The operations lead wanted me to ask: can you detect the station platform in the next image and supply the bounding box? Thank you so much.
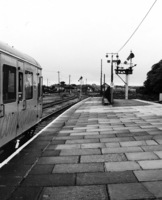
[1,97,162,200]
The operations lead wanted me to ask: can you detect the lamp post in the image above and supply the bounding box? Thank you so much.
[106,53,119,104]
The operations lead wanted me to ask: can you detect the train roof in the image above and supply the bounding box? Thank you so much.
[0,41,42,69]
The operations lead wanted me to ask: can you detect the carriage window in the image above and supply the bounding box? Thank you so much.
[3,65,16,103]
[25,71,33,100]
[18,72,23,101]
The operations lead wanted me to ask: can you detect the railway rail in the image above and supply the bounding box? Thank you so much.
[0,95,82,166]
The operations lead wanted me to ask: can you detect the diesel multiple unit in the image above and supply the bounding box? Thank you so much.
[0,41,43,148]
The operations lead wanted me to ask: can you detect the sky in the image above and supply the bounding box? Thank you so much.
[0,0,161,86]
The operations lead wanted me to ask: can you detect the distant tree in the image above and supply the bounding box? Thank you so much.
[144,60,162,94]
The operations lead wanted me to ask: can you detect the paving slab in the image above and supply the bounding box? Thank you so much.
[102,146,143,154]
[60,148,101,156]
[143,181,162,198]
[134,169,162,181]
[9,186,42,200]
[154,150,162,158]
[65,138,99,144]
[81,143,106,148]
[81,154,127,163]
[85,134,116,139]
[21,174,76,187]
[37,156,79,164]
[121,139,157,146]
[52,144,81,149]
[125,152,158,161]
[138,160,162,169]
[77,171,137,185]
[39,185,108,200]
[55,135,84,140]
[105,142,120,148]
[141,144,162,151]
[41,150,60,157]
[70,132,99,136]
[100,137,135,143]
[108,183,154,200]
[51,140,65,144]
[53,163,104,173]
[105,161,141,171]
[29,164,54,174]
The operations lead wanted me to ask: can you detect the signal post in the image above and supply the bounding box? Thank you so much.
[115,51,136,100]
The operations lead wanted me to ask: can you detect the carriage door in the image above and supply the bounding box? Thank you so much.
[0,62,17,147]
[17,61,25,136]
[24,64,38,129]
[37,69,43,119]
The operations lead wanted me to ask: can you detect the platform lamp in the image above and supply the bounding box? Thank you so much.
[106,53,119,104]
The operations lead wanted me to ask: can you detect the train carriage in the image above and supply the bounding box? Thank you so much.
[0,41,43,148]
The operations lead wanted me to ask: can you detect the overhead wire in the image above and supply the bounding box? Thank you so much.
[117,0,158,53]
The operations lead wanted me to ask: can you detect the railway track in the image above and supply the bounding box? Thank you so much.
[43,94,78,109]
[0,95,82,166]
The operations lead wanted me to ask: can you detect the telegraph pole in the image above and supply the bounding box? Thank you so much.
[86,78,87,94]
[100,59,103,95]
[104,74,105,94]
[69,75,71,85]
[57,71,60,84]
[69,75,71,94]
[57,71,60,94]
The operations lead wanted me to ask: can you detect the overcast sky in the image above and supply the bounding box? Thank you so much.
[0,0,161,86]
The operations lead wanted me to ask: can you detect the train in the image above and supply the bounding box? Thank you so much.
[0,41,43,148]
